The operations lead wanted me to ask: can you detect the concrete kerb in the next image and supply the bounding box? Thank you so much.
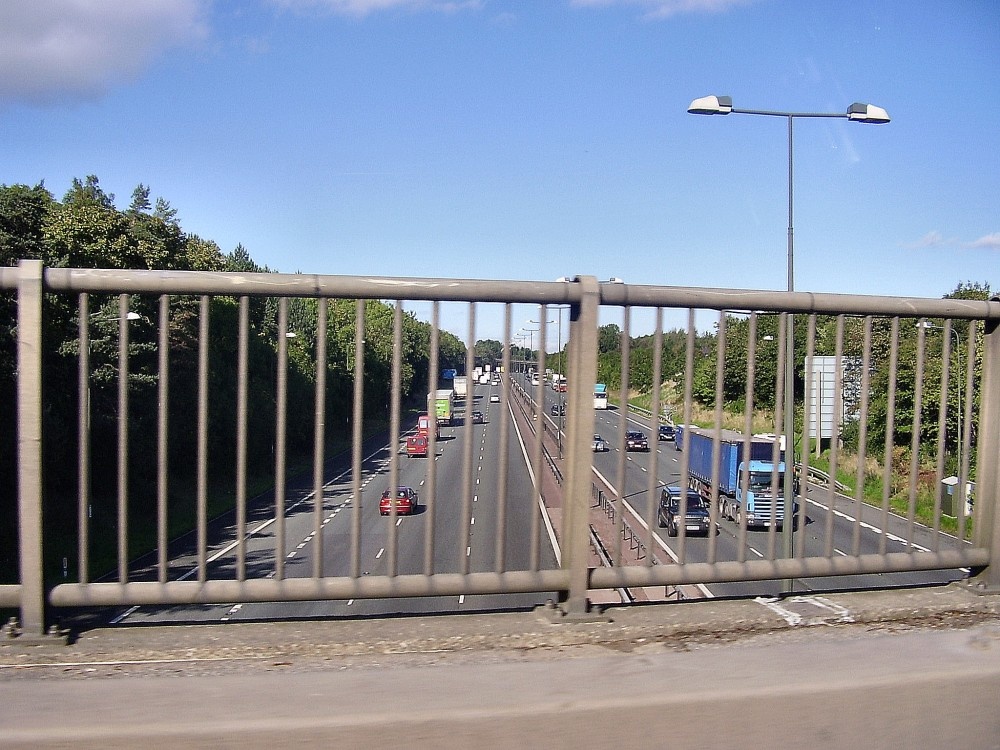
[1,583,998,673]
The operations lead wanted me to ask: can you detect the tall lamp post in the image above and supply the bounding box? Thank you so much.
[688,95,889,592]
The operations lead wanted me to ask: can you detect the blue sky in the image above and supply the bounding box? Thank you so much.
[2,0,998,341]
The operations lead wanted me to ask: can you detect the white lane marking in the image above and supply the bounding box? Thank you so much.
[375,548,385,559]
[510,405,562,566]
[755,595,854,626]
[458,595,465,605]
[592,466,713,598]
[747,546,764,558]
[471,517,475,525]
[466,546,472,557]
[806,497,931,552]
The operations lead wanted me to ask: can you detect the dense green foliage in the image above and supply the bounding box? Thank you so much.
[0,177,466,582]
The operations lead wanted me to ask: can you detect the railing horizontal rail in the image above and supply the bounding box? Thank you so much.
[591,549,989,589]
[50,571,570,607]
[34,268,582,304]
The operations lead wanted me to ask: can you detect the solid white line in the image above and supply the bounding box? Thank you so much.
[592,466,713,598]
[375,548,384,559]
[805,497,931,552]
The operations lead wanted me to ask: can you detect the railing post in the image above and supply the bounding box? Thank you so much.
[560,275,599,616]
[969,312,1000,592]
[16,260,47,636]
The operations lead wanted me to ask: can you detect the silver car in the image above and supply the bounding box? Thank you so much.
[592,434,609,452]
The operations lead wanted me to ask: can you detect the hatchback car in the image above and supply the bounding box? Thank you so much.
[471,410,485,424]
[550,402,566,416]
[379,486,418,516]
[658,423,675,441]
[625,430,649,452]
[592,434,608,452]
[490,393,500,403]
[657,486,711,537]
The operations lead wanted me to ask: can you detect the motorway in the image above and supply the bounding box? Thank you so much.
[112,373,964,625]
[526,372,964,599]
[115,380,558,625]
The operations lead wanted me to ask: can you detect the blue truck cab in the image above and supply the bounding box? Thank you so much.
[681,428,794,530]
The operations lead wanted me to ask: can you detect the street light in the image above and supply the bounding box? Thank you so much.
[689,94,889,592]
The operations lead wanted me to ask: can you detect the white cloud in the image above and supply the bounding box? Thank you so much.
[904,231,948,249]
[569,0,758,20]
[967,233,1000,250]
[0,0,208,107]
[268,0,482,17]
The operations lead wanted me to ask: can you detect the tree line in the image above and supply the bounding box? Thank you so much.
[0,176,467,581]
[591,282,986,483]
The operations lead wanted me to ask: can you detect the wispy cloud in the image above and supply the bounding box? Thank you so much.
[967,233,1000,250]
[267,0,483,17]
[0,0,207,107]
[569,0,759,20]
[904,231,950,249]
[903,231,1000,251]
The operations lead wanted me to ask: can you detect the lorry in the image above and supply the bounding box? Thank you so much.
[453,376,469,401]
[433,389,454,426]
[679,427,791,530]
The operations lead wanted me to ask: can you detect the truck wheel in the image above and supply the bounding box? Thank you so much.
[667,522,678,538]
[735,506,743,528]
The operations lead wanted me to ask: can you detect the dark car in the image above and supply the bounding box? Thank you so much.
[550,402,566,416]
[657,486,711,537]
[625,430,649,451]
[658,423,675,441]
[379,486,418,516]
[470,410,485,424]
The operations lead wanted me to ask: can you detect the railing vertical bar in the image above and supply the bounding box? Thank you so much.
[958,321,978,543]
[852,316,874,557]
[274,297,288,581]
[562,276,599,615]
[879,316,900,556]
[676,309,696,565]
[196,295,210,583]
[908,319,928,548]
[796,314,816,558]
[423,302,440,576]
[768,314,788,561]
[707,311,726,565]
[236,296,249,580]
[930,318,949,548]
[824,315,845,558]
[613,306,631,566]
[156,294,170,584]
[529,305,546,572]
[970,316,999,590]
[312,299,328,578]
[457,303,476,575]
[117,293,131,583]
[644,308,663,565]
[387,301,403,577]
[495,303,512,573]
[17,260,45,635]
[738,313,759,563]
[77,293,90,584]
[350,299,365,579]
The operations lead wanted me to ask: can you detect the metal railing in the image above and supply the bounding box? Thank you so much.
[3,260,999,638]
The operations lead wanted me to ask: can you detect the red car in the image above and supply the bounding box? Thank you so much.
[379,486,419,516]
